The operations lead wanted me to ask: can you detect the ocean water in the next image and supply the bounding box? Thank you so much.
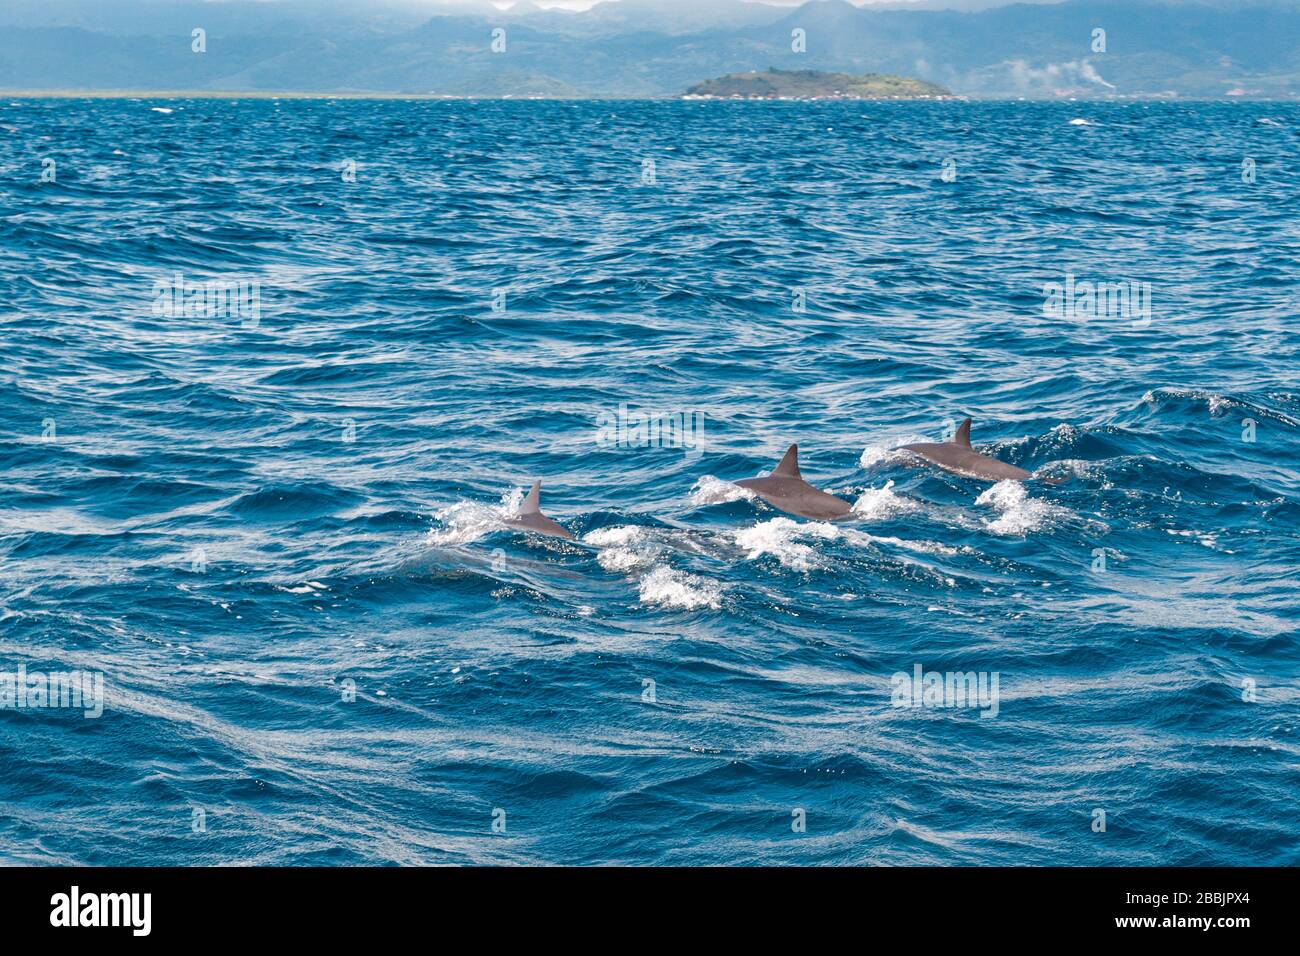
[1,98,1298,866]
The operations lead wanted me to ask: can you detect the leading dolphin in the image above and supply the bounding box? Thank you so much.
[902,418,1057,483]
[732,445,854,521]
[503,481,575,539]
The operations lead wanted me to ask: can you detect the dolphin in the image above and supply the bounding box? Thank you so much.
[902,418,1055,483]
[503,481,575,539]
[732,444,854,521]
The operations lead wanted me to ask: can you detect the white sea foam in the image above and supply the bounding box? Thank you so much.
[689,475,755,506]
[585,526,724,608]
[733,517,840,571]
[975,480,1068,535]
[582,526,641,548]
[426,488,524,546]
[583,525,661,572]
[425,502,501,546]
[637,566,722,610]
[851,480,918,520]
[859,433,929,469]
[1040,422,1080,452]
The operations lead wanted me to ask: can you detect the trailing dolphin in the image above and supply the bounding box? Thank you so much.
[731,444,854,521]
[504,481,575,539]
[902,418,1060,483]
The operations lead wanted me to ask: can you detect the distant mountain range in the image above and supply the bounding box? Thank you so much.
[2,0,1299,99]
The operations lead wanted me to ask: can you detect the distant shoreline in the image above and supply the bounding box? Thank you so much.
[2,89,1297,103]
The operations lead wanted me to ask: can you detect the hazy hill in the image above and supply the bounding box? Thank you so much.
[1,0,1298,98]
[685,67,953,98]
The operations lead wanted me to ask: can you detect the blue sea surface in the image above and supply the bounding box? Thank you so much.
[1,98,1298,865]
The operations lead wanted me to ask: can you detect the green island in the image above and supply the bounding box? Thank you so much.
[683,68,954,101]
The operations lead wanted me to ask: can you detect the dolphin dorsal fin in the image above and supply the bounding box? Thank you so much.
[771,444,801,479]
[955,418,972,447]
[520,481,542,515]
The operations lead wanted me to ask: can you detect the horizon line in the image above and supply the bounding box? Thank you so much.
[5,88,1297,102]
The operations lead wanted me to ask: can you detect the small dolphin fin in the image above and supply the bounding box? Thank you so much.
[955,418,972,447]
[771,444,801,479]
[520,480,542,515]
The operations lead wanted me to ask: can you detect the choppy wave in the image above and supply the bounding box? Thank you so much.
[733,517,842,571]
[975,480,1072,535]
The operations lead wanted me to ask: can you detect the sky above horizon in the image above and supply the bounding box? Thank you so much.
[6,0,1287,100]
